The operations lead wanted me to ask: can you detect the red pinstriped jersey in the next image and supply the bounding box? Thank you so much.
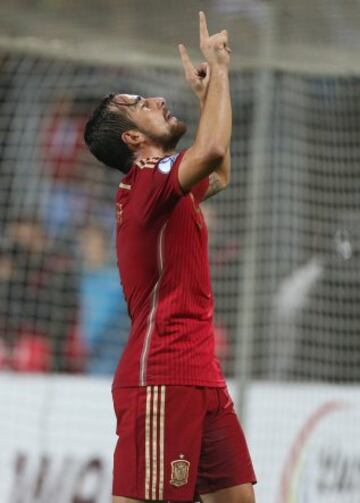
[113,150,225,388]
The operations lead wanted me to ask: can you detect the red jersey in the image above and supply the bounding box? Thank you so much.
[113,150,225,388]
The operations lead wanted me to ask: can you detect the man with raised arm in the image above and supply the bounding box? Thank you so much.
[84,12,256,503]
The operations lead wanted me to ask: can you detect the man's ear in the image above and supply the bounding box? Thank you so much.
[121,130,144,151]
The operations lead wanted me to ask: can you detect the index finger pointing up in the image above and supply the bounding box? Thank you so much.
[178,44,195,79]
[199,11,209,41]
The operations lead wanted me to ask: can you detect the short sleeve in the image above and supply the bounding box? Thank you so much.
[132,150,186,224]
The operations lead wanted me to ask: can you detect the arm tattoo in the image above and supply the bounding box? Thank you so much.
[203,173,223,201]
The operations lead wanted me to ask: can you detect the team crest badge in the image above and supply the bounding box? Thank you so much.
[170,456,190,487]
[158,154,178,174]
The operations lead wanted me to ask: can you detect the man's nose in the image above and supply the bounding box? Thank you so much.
[152,97,166,109]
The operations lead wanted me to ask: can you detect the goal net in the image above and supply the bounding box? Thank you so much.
[1,0,360,501]
[0,54,253,376]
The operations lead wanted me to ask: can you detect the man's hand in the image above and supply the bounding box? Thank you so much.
[176,11,231,193]
[178,44,210,105]
[198,11,230,67]
[178,12,230,106]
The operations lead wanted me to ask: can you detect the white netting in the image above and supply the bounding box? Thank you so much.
[239,72,360,383]
[0,53,252,376]
[1,52,360,382]
[1,2,360,502]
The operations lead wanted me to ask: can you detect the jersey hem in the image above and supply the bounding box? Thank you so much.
[112,378,226,389]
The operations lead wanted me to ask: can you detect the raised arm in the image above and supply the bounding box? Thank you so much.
[178,27,231,200]
[177,12,232,193]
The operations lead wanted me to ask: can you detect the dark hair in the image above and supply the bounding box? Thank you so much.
[84,93,137,173]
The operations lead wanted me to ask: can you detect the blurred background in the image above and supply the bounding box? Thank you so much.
[0,1,360,502]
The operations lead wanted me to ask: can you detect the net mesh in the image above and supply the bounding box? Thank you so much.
[1,2,360,501]
[0,53,253,376]
[246,73,360,382]
[1,50,360,381]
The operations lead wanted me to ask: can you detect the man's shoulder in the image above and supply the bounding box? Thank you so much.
[125,153,183,192]
[133,153,182,174]
[116,151,186,223]
[156,153,181,174]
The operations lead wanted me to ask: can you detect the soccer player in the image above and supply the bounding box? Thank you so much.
[84,12,256,503]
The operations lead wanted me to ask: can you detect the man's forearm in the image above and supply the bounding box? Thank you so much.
[176,14,232,191]
[199,80,231,187]
[194,64,231,157]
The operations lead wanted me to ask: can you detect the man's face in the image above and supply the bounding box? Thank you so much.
[113,94,186,150]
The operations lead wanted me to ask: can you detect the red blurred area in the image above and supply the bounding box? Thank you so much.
[11,332,51,372]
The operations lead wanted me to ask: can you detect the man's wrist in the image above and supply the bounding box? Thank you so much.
[208,61,229,73]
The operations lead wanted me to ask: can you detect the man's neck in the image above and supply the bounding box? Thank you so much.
[134,145,175,162]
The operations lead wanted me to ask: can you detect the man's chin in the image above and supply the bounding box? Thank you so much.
[144,120,187,150]
[167,121,186,149]
[169,115,181,124]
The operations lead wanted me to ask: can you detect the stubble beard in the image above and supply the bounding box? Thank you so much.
[142,119,187,151]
